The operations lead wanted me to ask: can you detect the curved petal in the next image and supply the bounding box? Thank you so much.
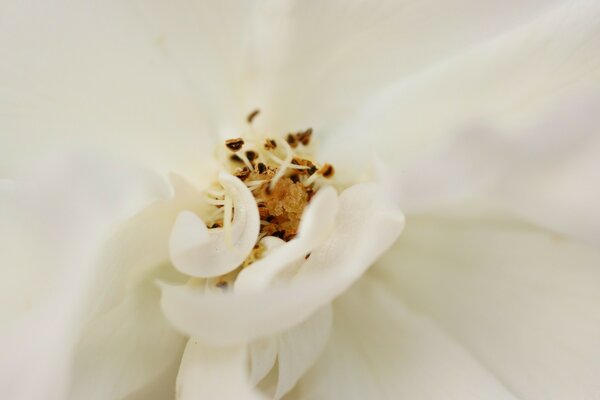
[376,209,600,399]
[320,0,600,176]
[0,151,169,400]
[289,277,518,400]
[249,338,279,387]
[160,182,404,345]
[169,173,260,278]
[235,186,338,293]
[175,340,265,400]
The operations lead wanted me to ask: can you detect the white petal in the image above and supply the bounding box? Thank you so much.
[390,92,600,216]
[275,305,332,400]
[131,0,260,137]
[176,339,265,400]
[291,277,517,400]
[0,0,218,174]
[243,0,558,134]
[169,173,260,277]
[249,338,279,387]
[0,152,168,400]
[235,186,338,293]
[491,95,600,247]
[122,359,180,400]
[69,275,186,400]
[321,0,600,175]
[160,182,404,345]
[378,209,600,399]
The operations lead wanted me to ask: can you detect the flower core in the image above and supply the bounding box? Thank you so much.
[202,111,335,288]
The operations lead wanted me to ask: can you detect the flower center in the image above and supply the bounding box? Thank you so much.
[202,110,335,288]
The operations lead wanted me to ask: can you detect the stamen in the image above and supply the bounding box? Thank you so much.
[203,114,336,283]
[269,137,293,191]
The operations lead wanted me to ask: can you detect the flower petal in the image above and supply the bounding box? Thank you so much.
[320,0,600,176]
[169,173,260,278]
[290,277,517,400]
[175,340,265,400]
[0,0,218,174]
[235,186,338,293]
[69,274,186,400]
[160,182,404,345]
[243,0,558,134]
[390,92,600,212]
[274,304,332,399]
[0,152,168,400]
[377,210,600,399]
[249,338,279,387]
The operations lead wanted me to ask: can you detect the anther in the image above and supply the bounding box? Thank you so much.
[257,162,267,174]
[245,150,258,162]
[246,109,260,124]
[225,138,244,152]
[264,139,277,150]
[286,133,298,148]
[297,128,312,146]
[234,167,251,181]
[320,163,335,178]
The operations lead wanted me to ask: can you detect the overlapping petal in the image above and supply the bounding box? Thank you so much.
[169,173,260,278]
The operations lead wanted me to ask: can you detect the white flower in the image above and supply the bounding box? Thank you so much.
[2,1,600,400]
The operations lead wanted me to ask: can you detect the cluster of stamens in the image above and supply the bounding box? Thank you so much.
[202,110,335,287]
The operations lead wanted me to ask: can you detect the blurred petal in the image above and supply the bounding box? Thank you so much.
[377,210,600,399]
[132,0,260,137]
[176,340,265,400]
[123,360,180,400]
[0,152,169,400]
[390,93,600,210]
[69,276,185,400]
[244,0,559,133]
[0,0,221,174]
[169,173,260,278]
[321,0,600,175]
[290,277,517,400]
[160,182,404,345]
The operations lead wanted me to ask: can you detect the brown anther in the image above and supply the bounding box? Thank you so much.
[209,221,223,229]
[290,174,300,183]
[246,109,260,123]
[304,253,311,260]
[245,150,258,162]
[234,167,251,181]
[257,162,267,174]
[286,133,298,148]
[230,154,243,163]
[308,165,318,175]
[264,139,277,150]
[215,281,228,289]
[297,128,313,146]
[225,138,244,152]
[320,164,335,178]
